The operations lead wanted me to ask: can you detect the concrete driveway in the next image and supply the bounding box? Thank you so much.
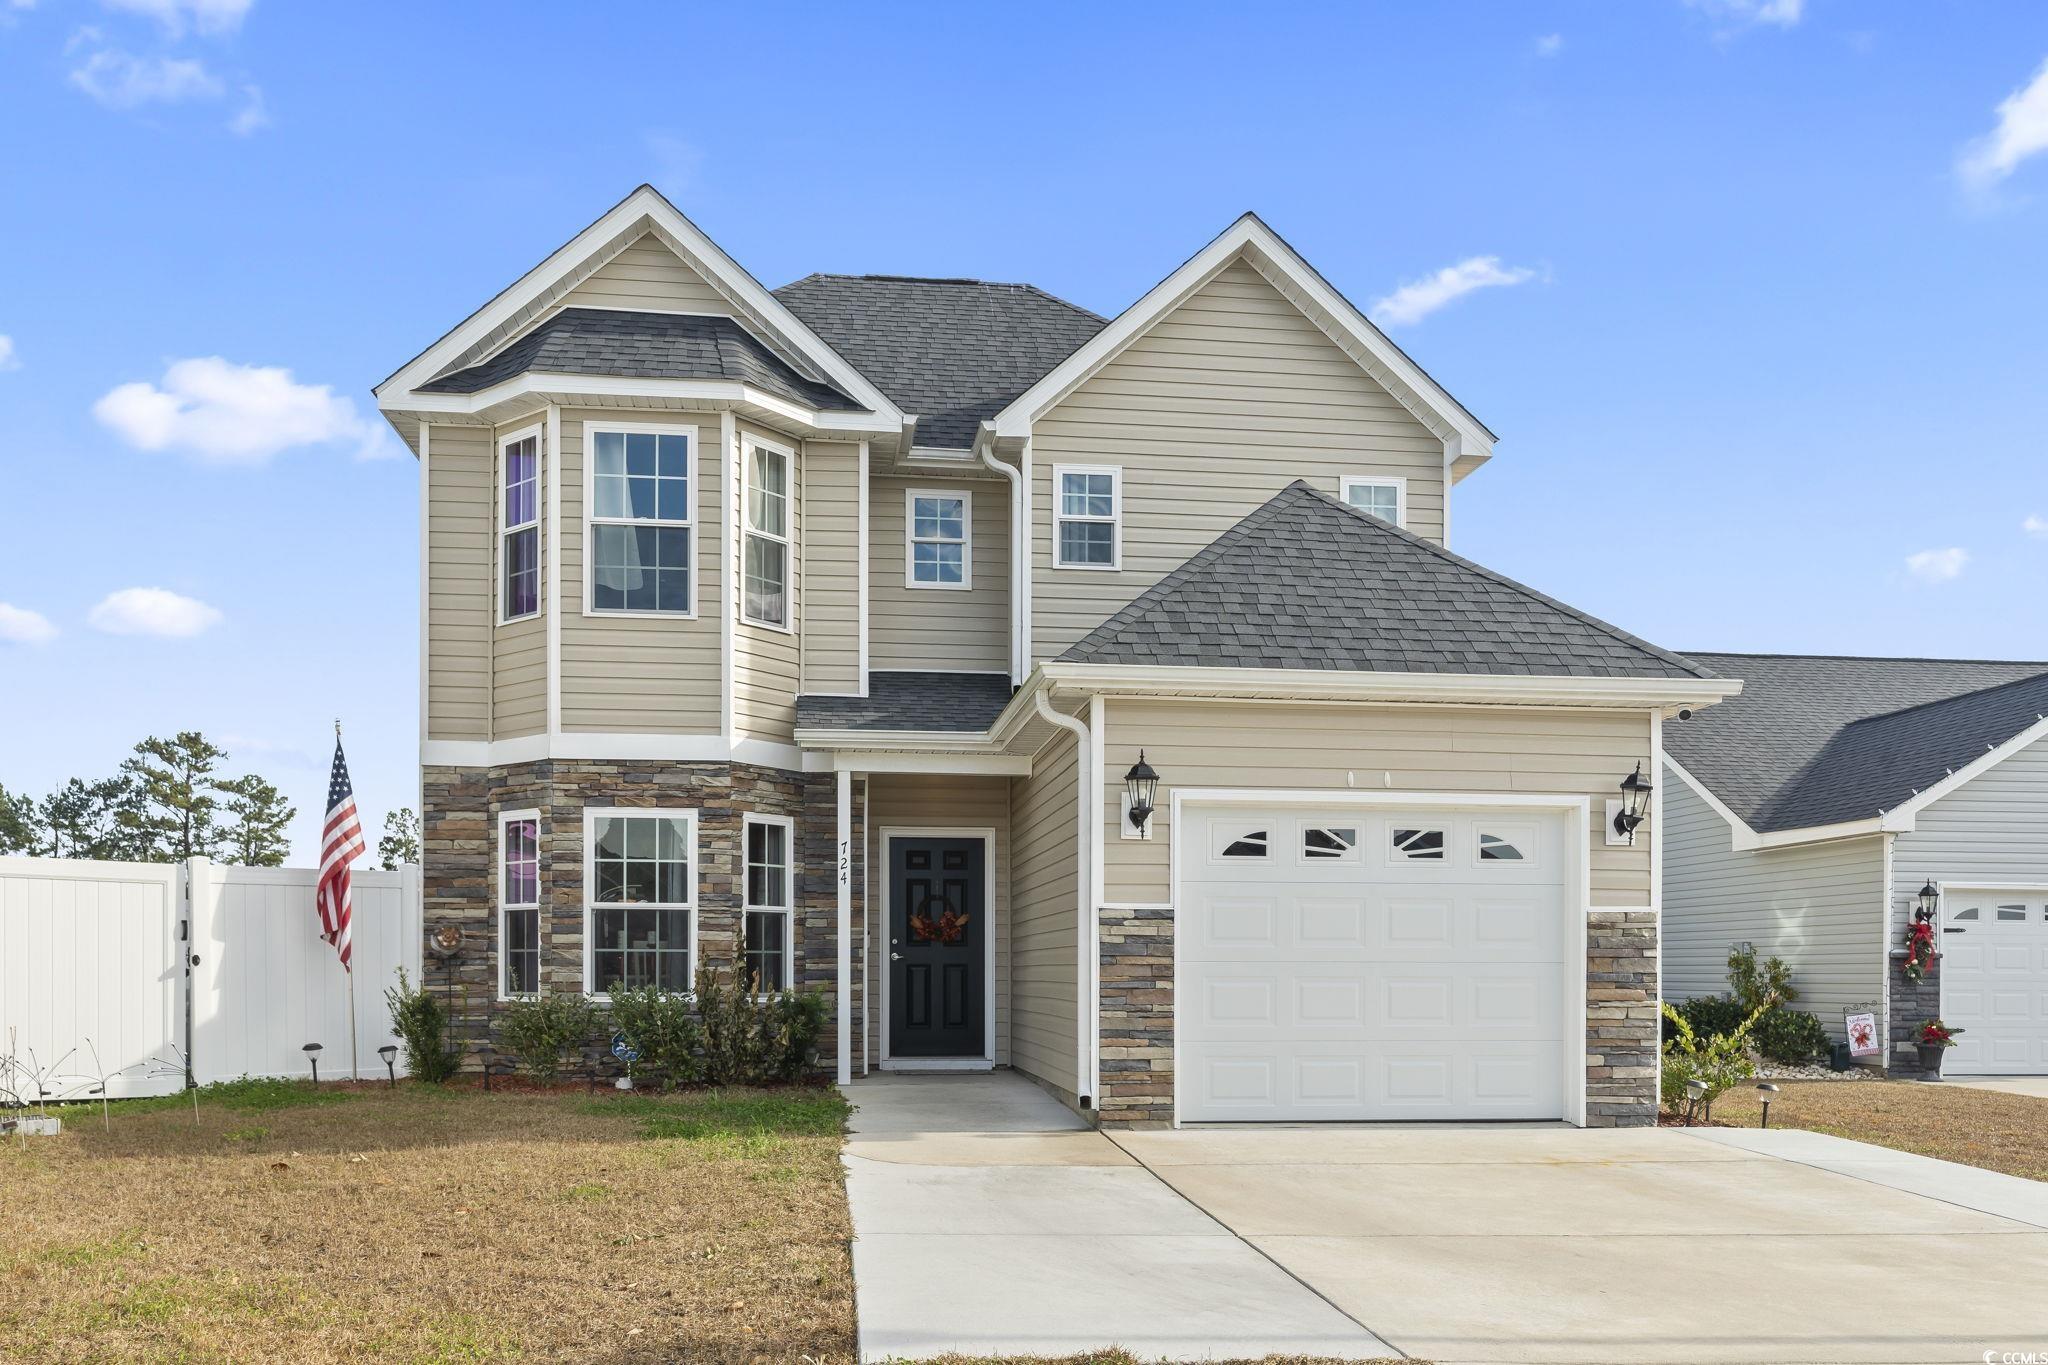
[844,1073,2048,1363]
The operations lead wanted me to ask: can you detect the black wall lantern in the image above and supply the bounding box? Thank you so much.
[1124,750,1160,835]
[1613,762,1653,843]
[1915,879,1939,923]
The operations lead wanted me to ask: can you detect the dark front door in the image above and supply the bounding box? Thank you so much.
[888,836,987,1059]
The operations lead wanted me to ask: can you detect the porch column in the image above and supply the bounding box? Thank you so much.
[836,766,853,1084]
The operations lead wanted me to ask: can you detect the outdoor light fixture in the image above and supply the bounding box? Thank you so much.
[378,1044,398,1090]
[1756,1082,1780,1129]
[1124,750,1160,835]
[1613,763,1653,843]
[1915,880,1940,922]
[1684,1077,1708,1126]
[302,1042,323,1085]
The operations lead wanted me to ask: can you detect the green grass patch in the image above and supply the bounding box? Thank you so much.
[222,1125,270,1143]
[557,1182,611,1203]
[26,1231,146,1270]
[579,1087,846,1142]
[54,1076,353,1118]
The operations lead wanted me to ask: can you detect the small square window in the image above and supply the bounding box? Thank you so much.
[1341,477,1405,527]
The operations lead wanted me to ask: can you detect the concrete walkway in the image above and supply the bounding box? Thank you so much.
[840,1073,1392,1362]
[1936,1074,2048,1100]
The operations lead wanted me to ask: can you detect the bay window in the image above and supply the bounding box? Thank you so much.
[585,809,695,995]
[744,440,792,628]
[742,814,794,992]
[500,429,541,621]
[499,810,541,998]
[588,425,694,615]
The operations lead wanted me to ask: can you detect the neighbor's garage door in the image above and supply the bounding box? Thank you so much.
[1942,889,2048,1075]
[1179,806,1571,1122]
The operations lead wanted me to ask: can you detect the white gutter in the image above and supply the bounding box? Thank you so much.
[978,444,1025,686]
[1033,689,1094,1109]
[1041,662,1740,711]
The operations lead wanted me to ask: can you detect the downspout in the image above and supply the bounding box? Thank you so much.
[979,443,1024,685]
[1034,688,1093,1109]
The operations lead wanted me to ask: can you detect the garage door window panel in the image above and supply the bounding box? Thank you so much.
[1392,827,1445,862]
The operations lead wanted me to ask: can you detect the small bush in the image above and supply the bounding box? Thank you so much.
[764,989,829,1082]
[1727,941,1798,1013]
[1665,994,1748,1043]
[606,982,704,1088]
[499,992,598,1082]
[694,963,769,1086]
[384,969,462,1084]
[1754,1007,1831,1064]
[1660,1001,1766,1119]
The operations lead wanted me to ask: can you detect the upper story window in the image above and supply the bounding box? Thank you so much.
[588,425,693,616]
[744,440,791,629]
[500,429,541,622]
[742,814,794,993]
[907,489,971,589]
[1341,475,1406,528]
[1054,465,1120,570]
[586,809,695,996]
[499,810,541,999]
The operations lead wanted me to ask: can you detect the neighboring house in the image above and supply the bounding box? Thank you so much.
[374,185,1735,1129]
[1663,653,2048,1077]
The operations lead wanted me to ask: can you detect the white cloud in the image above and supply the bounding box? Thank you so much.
[88,587,222,638]
[94,357,395,464]
[1683,0,1803,29]
[102,0,252,37]
[228,83,266,135]
[1959,56,2048,190]
[1904,547,1969,583]
[1371,256,1539,327]
[0,603,57,646]
[2024,514,2048,537]
[69,48,222,109]
[0,335,17,371]
[1534,33,1564,57]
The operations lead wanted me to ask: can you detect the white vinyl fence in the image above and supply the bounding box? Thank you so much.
[0,855,420,1101]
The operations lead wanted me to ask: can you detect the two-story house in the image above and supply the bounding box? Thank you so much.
[375,185,1736,1128]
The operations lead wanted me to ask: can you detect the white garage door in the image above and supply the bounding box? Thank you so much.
[1942,889,2048,1076]
[1179,805,1572,1122]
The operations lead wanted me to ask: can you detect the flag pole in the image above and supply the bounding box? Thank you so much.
[338,718,360,1084]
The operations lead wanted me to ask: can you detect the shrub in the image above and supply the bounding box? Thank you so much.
[605,982,704,1088]
[1665,994,1748,1044]
[1753,1007,1831,1065]
[1727,941,1797,1014]
[763,988,829,1082]
[384,969,461,1084]
[499,992,598,1082]
[694,963,769,1086]
[1660,1001,1766,1119]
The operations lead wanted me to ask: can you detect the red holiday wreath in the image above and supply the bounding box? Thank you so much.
[1901,918,1936,981]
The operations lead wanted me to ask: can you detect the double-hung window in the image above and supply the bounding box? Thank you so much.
[499,810,541,998]
[586,809,695,995]
[588,425,693,614]
[906,489,971,589]
[1053,465,1120,569]
[500,429,541,621]
[742,814,794,993]
[744,441,792,628]
[1340,475,1406,527]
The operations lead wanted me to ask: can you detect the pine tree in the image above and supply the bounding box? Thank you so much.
[217,774,296,867]
[39,777,140,859]
[119,731,228,861]
[378,807,421,869]
[0,782,45,855]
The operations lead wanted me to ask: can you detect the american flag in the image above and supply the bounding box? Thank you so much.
[317,735,367,972]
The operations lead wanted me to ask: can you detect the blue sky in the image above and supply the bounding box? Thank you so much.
[3,0,2047,862]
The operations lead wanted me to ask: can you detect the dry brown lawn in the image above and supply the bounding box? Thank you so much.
[1710,1078,2048,1180]
[2,1079,853,1363]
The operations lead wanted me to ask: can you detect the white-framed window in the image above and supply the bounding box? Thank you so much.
[905,488,972,589]
[584,808,696,997]
[585,423,694,616]
[744,438,792,629]
[1053,464,1120,569]
[498,809,541,999]
[742,813,795,993]
[499,427,542,623]
[1340,475,1406,527]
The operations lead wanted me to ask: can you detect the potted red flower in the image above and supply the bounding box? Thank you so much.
[1916,1018,1963,1077]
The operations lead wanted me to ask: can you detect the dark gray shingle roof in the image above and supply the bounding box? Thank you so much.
[773,275,1106,449]
[1060,481,1712,680]
[419,308,864,410]
[1665,652,2048,832]
[796,672,1016,734]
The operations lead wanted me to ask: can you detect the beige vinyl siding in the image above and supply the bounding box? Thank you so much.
[865,775,1012,1064]
[1662,767,1885,1039]
[801,441,861,694]
[491,420,546,737]
[1008,731,1081,1098]
[558,408,722,734]
[1892,733,2048,942]
[558,232,734,315]
[1030,259,1447,662]
[425,424,493,740]
[1099,699,1655,905]
[735,423,801,742]
[869,474,1011,675]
